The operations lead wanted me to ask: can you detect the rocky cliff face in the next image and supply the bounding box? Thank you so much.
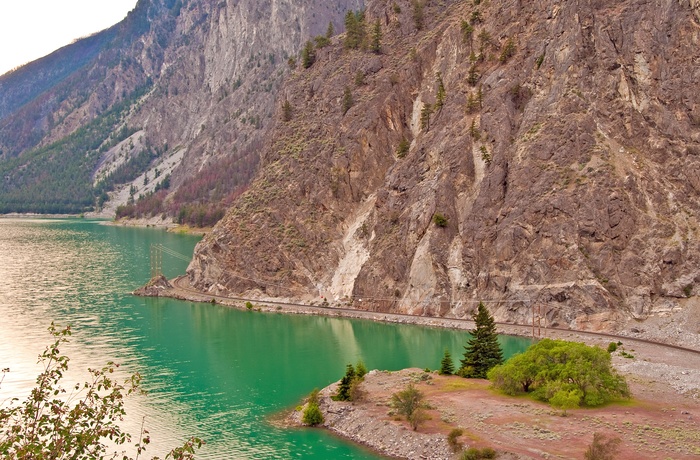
[0,0,362,213]
[188,0,700,332]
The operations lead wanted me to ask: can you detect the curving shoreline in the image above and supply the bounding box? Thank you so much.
[284,365,700,460]
[142,275,700,355]
[141,276,700,459]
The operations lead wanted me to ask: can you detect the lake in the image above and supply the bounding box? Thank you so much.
[0,218,530,458]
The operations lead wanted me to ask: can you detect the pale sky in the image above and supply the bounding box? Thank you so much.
[0,0,138,76]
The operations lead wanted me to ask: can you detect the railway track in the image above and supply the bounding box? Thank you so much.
[170,275,700,357]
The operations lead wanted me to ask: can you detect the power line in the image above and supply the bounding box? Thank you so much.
[150,244,192,278]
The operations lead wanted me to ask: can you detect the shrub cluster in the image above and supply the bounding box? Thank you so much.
[333,360,367,402]
[302,389,324,426]
[488,339,630,407]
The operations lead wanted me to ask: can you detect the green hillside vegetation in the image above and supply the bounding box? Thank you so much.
[0,84,151,214]
[487,339,630,408]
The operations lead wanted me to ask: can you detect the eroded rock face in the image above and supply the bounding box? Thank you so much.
[189,0,700,332]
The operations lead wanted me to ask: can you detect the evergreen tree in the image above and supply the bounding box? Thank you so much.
[435,72,446,110]
[469,118,480,140]
[344,10,357,48]
[335,364,356,400]
[420,102,433,131]
[342,86,354,115]
[439,349,455,375]
[480,145,491,165]
[396,138,410,158]
[499,37,517,63]
[354,70,366,86]
[301,40,316,68]
[326,21,335,38]
[282,99,293,122]
[467,64,479,86]
[459,302,503,378]
[478,29,491,54]
[344,10,366,49]
[461,20,474,49]
[470,10,483,25]
[412,0,425,30]
[370,18,382,53]
[466,93,478,113]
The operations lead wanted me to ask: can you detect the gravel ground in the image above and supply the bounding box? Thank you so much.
[286,364,700,460]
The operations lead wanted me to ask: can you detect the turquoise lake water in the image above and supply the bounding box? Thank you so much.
[0,218,530,458]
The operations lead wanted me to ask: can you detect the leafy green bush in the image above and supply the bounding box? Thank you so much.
[683,284,693,297]
[355,360,368,378]
[584,432,621,460]
[0,324,202,459]
[447,428,463,452]
[433,213,448,227]
[461,446,496,460]
[390,384,427,430]
[302,403,324,426]
[488,339,630,407]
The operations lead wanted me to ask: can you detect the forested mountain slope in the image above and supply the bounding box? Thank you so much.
[187,0,700,332]
[0,0,362,216]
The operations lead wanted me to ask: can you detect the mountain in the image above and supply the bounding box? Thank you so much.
[0,0,363,216]
[187,0,700,332]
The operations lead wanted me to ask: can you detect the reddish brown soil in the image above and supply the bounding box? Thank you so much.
[348,368,699,460]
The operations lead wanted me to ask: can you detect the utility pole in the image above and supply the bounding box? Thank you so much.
[150,244,162,278]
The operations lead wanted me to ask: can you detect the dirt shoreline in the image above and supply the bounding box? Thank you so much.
[284,365,699,460]
[144,277,700,459]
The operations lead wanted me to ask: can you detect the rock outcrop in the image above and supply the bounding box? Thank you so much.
[133,274,173,296]
[188,0,700,333]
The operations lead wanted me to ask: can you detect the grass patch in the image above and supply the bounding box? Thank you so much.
[441,380,481,391]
